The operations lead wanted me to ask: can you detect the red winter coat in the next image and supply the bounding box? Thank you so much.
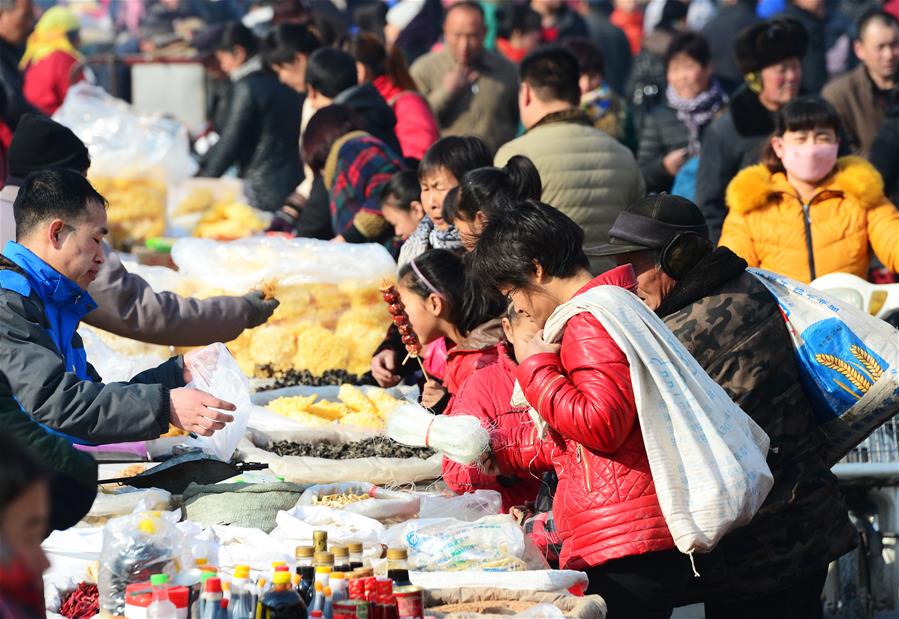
[442,341,543,511]
[23,50,83,115]
[492,265,674,570]
[443,319,503,396]
[372,75,440,161]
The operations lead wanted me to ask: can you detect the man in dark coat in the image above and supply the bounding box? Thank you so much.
[590,194,857,618]
[579,0,633,95]
[695,18,805,242]
[780,0,830,94]
[304,46,402,157]
[700,0,760,94]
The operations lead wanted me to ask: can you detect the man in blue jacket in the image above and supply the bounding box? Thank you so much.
[0,169,236,530]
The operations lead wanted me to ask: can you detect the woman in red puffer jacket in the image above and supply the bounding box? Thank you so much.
[470,200,692,619]
[442,306,543,512]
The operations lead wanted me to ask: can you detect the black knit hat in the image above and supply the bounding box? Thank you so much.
[588,194,708,257]
[734,18,808,75]
[8,114,90,181]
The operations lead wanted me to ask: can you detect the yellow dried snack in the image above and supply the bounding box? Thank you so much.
[267,394,319,416]
[292,324,349,376]
[249,325,298,369]
[338,384,378,417]
[308,401,350,421]
[365,388,401,417]
[339,411,385,430]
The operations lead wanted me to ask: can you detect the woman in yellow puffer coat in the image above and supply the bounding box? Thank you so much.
[720,96,899,283]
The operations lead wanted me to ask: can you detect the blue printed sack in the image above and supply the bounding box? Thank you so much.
[751,269,899,464]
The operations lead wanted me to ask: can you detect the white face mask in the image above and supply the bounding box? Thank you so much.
[779,142,839,183]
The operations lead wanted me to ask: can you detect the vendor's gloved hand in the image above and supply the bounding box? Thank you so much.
[243,290,280,328]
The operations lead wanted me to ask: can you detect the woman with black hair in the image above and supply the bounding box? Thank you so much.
[300,104,405,246]
[341,32,439,161]
[722,95,899,283]
[0,436,51,619]
[447,155,542,250]
[198,22,302,212]
[469,200,689,617]
[393,248,504,412]
[638,31,726,193]
[396,135,493,267]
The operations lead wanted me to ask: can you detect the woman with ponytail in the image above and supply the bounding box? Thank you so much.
[448,155,542,250]
[342,32,440,161]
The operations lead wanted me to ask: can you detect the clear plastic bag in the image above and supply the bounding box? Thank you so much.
[394,515,529,572]
[297,482,420,521]
[97,510,183,617]
[171,236,396,295]
[54,83,197,182]
[418,490,502,521]
[185,343,252,461]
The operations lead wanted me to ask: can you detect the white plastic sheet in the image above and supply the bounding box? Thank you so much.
[418,490,502,521]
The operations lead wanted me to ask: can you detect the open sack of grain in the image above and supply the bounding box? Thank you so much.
[423,589,606,619]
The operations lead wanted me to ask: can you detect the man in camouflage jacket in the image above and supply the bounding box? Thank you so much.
[591,194,857,617]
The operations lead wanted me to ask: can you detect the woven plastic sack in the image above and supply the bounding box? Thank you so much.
[752,269,899,464]
[185,343,252,461]
[423,588,605,619]
[297,482,420,521]
[182,482,309,533]
[530,286,773,555]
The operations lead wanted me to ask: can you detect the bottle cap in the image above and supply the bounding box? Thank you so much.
[314,551,335,565]
[295,546,315,559]
[330,545,349,558]
[150,574,169,586]
[194,558,208,567]
[310,612,324,619]
[347,542,363,553]
[324,587,332,597]
[233,566,250,579]
[330,572,345,580]
[137,519,157,535]
[315,581,323,592]
[315,566,332,574]
[205,577,223,594]
[386,548,408,561]
[273,571,291,585]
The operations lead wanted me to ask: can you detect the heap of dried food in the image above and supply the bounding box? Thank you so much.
[268,436,435,460]
[60,583,99,618]
[312,492,372,508]
[257,366,365,390]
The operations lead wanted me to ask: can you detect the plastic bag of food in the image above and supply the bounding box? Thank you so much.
[418,490,502,522]
[97,511,183,617]
[297,482,420,521]
[54,83,197,182]
[83,488,172,527]
[185,343,252,461]
[396,515,528,572]
[270,505,385,556]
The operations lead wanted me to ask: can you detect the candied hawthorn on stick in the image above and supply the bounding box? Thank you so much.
[380,279,428,380]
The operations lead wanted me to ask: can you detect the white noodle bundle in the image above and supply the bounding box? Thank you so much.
[387,402,490,465]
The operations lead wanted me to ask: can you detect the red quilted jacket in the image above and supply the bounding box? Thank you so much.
[492,265,674,569]
[443,342,543,511]
[443,319,504,396]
